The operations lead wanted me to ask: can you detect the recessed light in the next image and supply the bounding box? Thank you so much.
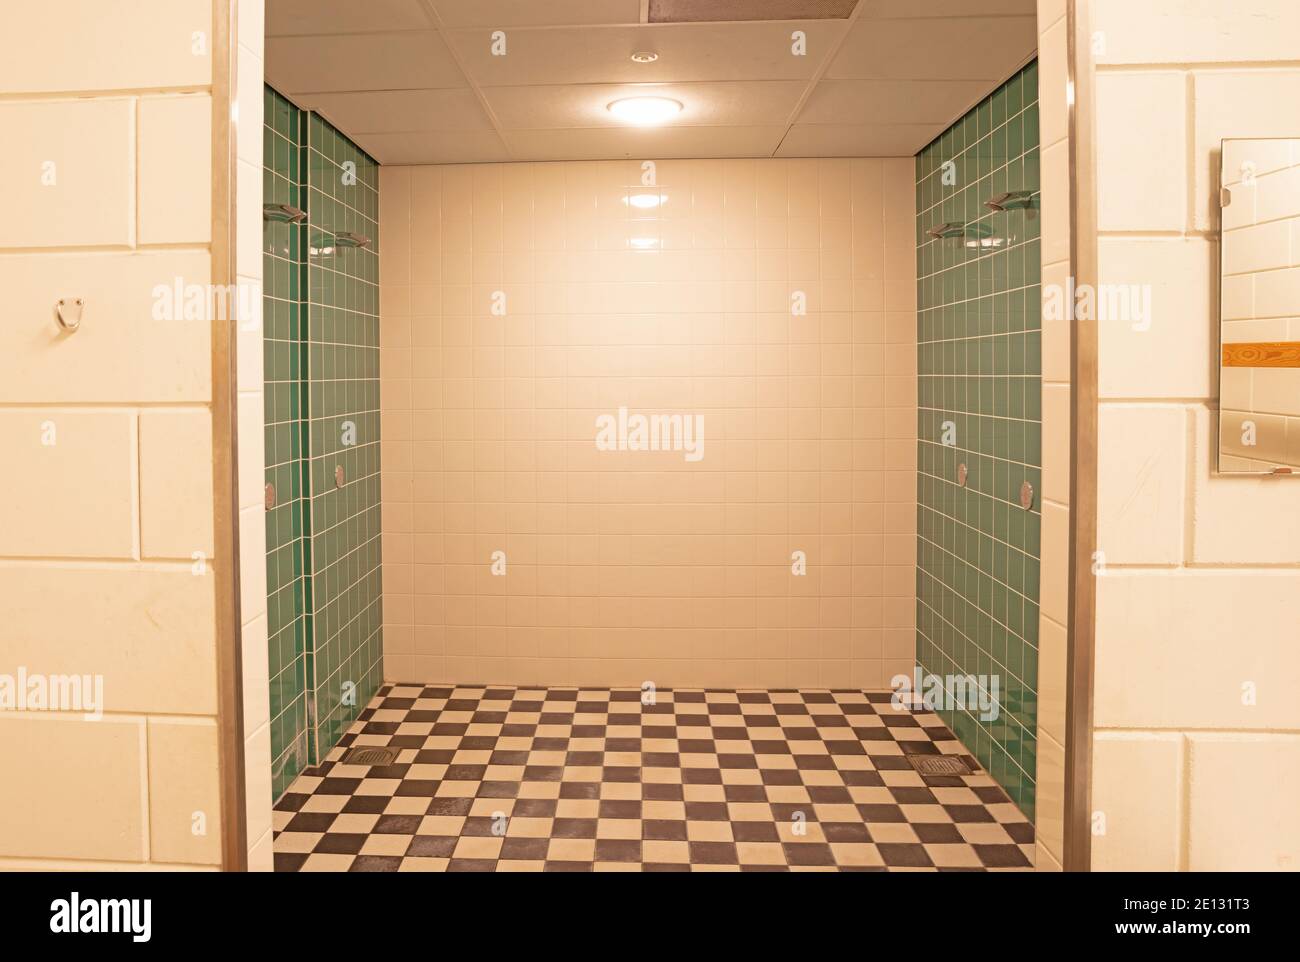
[607,96,682,126]
[630,51,659,63]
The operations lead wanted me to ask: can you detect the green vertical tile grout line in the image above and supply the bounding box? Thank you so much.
[914,61,1042,821]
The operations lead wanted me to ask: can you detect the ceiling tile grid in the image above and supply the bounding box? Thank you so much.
[266,0,1036,164]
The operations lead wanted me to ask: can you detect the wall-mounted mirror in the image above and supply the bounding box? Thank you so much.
[1218,137,1300,475]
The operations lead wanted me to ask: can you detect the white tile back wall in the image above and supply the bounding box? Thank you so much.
[379,157,917,690]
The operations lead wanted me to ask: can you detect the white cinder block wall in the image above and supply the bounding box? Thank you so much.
[1089,0,1300,871]
[0,0,232,868]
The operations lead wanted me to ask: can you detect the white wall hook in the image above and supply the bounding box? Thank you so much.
[55,297,83,333]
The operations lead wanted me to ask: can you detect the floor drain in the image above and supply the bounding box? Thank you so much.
[340,745,398,766]
[907,754,971,776]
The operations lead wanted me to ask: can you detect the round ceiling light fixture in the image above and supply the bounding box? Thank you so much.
[607,96,682,126]
[630,51,659,63]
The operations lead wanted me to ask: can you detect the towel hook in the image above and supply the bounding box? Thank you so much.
[55,298,83,333]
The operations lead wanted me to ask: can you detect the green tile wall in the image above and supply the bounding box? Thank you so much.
[263,87,382,800]
[263,86,310,800]
[914,61,1042,820]
[304,112,383,755]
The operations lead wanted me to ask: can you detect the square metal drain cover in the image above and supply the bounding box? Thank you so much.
[340,745,399,767]
[907,754,972,776]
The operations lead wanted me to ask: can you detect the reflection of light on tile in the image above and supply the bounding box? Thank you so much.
[629,237,659,249]
[625,193,666,209]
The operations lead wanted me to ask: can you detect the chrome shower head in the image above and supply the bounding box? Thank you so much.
[263,202,306,223]
[310,230,372,258]
[333,231,371,249]
[925,222,966,240]
[984,191,1035,213]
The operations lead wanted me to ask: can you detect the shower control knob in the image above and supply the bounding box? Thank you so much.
[1020,480,1034,510]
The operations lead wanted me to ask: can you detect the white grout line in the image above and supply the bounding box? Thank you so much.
[416,0,515,161]
[139,719,152,863]
[769,3,865,159]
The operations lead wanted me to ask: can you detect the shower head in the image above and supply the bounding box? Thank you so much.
[333,231,371,249]
[925,222,966,240]
[310,230,372,258]
[263,202,306,223]
[984,191,1035,213]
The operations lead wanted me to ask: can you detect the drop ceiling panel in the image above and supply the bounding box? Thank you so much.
[856,0,1036,17]
[267,33,467,93]
[443,22,848,87]
[430,0,643,28]
[355,130,512,165]
[649,0,857,21]
[264,0,1040,164]
[503,126,787,162]
[267,0,432,35]
[826,16,1037,79]
[777,123,944,157]
[799,79,994,125]
[293,89,492,135]
[483,82,808,130]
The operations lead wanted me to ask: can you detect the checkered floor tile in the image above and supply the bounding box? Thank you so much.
[272,685,1035,872]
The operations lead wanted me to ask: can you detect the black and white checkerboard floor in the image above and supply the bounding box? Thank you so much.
[272,685,1035,872]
